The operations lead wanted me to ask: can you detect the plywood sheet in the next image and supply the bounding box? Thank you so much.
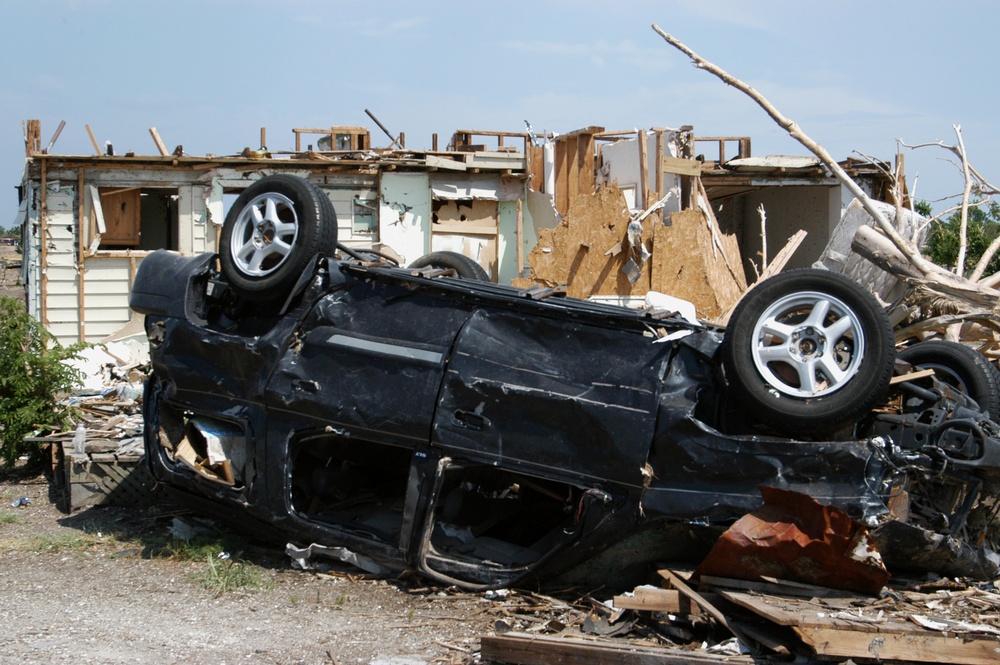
[518,186,747,318]
[519,184,649,298]
[651,209,746,320]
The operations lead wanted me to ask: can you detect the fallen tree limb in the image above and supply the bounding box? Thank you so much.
[651,23,939,277]
[851,225,923,280]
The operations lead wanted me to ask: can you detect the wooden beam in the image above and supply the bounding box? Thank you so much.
[662,156,702,177]
[655,129,665,221]
[658,569,750,645]
[85,124,101,155]
[45,120,66,153]
[516,198,524,280]
[77,168,86,342]
[638,129,648,209]
[613,587,710,614]
[40,160,49,325]
[149,127,169,156]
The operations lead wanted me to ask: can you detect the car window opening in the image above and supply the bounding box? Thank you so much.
[156,404,248,489]
[289,435,411,544]
[428,466,578,568]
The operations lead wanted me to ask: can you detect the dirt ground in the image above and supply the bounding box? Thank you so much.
[0,466,511,665]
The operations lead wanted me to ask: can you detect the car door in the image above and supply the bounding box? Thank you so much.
[431,307,669,485]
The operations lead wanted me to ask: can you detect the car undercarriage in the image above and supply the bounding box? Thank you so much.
[130,175,1000,590]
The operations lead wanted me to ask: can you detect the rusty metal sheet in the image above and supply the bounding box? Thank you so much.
[695,486,889,595]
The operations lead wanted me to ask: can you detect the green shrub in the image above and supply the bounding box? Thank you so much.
[0,297,85,467]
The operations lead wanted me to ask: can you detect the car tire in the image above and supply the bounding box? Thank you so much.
[722,269,895,435]
[408,251,490,281]
[897,340,1000,420]
[219,175,338,303]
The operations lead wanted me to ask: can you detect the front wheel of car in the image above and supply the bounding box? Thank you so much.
[722,269,895,435]
[219,175,338,303]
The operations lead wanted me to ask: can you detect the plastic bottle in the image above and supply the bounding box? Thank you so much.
[72,424,87,454]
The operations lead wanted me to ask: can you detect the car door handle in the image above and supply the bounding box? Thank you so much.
[453,409,490,431]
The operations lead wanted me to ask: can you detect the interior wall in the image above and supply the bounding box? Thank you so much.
[714,185,841,281]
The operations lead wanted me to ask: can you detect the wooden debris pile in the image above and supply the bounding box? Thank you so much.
[480,572,1000,665]
[29,338,152,511]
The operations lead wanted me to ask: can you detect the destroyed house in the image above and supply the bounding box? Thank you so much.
[14,120,895,344]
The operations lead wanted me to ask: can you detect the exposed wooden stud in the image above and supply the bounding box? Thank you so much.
[516,198,524,280]
[85,124,101,155]
[45,120,66,154]
[149,127,169,156]
[432,133,438,151]
[25,119,41,156]
[40,160,49,325]
[77,168,86,342]
[638,129,648,209]
[655,129,665,221]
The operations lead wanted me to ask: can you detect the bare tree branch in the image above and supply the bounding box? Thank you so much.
[651,24,939,276]
[955,126,973,274]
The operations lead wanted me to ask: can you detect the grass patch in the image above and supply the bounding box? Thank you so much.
[195,554,274,597]
[159,532,251,562]
[23,531,103,553]
[0,512,25,525]
[9,521,141,554]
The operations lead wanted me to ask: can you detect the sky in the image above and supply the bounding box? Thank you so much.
[2,0,997,227]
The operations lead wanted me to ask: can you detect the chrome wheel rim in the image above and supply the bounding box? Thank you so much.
[750,291,865,397]
[229,192,299,277]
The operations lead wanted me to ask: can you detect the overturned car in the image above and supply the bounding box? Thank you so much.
[131,175,1000,589]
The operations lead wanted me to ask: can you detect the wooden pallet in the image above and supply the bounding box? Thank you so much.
[53,442,157,512]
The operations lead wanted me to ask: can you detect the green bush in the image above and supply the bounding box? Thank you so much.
[0,297,85,468]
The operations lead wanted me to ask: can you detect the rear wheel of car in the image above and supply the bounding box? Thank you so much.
[408,251,490,281]
[219,175,338,303]
[897,340,1000,420]
[722,269,895,435]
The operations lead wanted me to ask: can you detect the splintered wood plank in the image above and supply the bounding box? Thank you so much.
[480,633,753,665]
[699,574,858,599]
[795,624,1000,664]
[613,588,701,614]
[718,590,1000,665]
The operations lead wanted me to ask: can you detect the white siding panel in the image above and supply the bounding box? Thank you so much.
[48,321,81,342]
[46,250,77,268]
[47,280,83,295]
[85,321,130,342]
[46,294,82,311]
[46,216,77,241]
[45,265,79,284]
[46,186,76,212]
[178,185,194,253]
[81,305,132,322]
[85,260,134,283]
